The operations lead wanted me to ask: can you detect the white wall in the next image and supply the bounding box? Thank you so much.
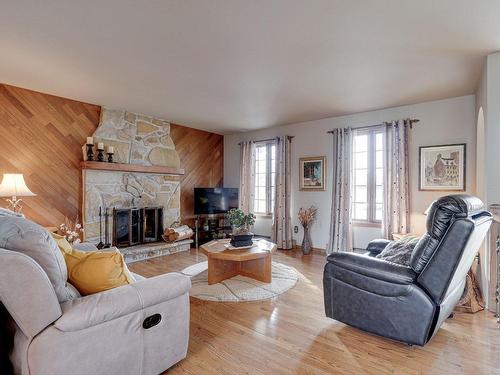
[485,53,500,204]
[224,95,476,250]
[476,52,500,311]
[475,63,489,309]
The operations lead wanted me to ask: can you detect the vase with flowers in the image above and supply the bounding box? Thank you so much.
[227,208,256,247]
[58,217,85,245]
[298,206,317,255]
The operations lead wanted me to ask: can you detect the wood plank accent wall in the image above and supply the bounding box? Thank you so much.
[170,124,224,226]
[0,84,100,226]
[0,84,224,229]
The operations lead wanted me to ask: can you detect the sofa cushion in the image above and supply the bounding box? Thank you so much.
[132,272,145,281]
[0,208,24,218]
[0,216,76,302]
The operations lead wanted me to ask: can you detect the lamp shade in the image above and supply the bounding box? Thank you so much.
[0,174,36,197]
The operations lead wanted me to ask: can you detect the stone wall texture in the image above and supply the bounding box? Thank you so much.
[83,108,182,242]
[83,108,180,167]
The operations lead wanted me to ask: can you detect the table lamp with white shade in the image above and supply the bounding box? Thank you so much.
[0,173,36,213]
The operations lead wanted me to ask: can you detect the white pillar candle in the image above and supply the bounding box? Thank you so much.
[86,137,93,145]
[107,146,114,154]
[97,142,104,150]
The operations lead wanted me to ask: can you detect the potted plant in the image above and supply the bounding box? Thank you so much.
[227,208,256,247]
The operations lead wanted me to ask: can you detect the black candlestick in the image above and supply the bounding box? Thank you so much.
[86,144,94,161]
[107,153,114,163]
[97,148,105,162]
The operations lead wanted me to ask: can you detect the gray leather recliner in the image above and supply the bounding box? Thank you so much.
[323,194,492,346]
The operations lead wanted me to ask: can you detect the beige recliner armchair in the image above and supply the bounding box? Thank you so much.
[0,210,191,375]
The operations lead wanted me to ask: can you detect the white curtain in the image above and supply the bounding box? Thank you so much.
[382,120,411,238]
[239,141,255,214]
[272,136,293,249]
[327,128,353,254]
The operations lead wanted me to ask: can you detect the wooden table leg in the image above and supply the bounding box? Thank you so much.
[239,253,272,283]
[207,257,239,285]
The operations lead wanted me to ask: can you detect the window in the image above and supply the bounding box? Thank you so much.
[352,129,384,223]
[254,142,276,215]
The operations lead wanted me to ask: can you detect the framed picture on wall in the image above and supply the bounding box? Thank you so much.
[419,143,466,191]
[299,156,326,191]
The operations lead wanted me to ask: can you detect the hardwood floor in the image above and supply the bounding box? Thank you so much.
[129,249,500,375]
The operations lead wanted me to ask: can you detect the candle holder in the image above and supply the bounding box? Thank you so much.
[86,144,94,161]
[97,147,105,162]
[107,152,114,163]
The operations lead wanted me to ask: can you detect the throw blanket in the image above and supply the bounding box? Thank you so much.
[375,236,419,266]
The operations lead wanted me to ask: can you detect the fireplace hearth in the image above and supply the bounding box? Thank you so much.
[113,207,163,247]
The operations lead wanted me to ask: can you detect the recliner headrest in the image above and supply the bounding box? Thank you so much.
[425,194,484,235]
[410,194,485,274]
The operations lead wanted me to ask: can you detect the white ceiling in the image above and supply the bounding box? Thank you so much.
[1,1,499,134]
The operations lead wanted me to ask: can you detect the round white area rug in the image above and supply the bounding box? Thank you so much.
[181,261,299,302]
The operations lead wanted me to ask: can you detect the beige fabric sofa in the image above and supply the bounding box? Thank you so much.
[0,210,191,375]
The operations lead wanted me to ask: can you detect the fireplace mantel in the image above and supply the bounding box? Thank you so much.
[81,161,185,175]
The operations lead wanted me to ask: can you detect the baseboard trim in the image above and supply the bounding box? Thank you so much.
[292,245,326,255]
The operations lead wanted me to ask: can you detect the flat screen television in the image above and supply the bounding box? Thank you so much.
[194,188,239,215]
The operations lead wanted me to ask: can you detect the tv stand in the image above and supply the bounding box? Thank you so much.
[194,214,232,248]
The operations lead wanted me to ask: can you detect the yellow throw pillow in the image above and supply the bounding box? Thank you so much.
[51,233,135,296]
[51,232,73,255]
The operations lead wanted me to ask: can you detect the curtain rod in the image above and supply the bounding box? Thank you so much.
[238,135,294,146]
[326,119,420,134]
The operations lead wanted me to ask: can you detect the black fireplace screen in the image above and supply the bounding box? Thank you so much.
[112,207,163,247]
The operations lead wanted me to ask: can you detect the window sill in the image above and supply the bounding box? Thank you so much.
[353,221,382,228]
[254,213,273,218]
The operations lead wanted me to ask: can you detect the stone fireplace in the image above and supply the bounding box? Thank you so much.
[113,207,163,247]
[82,108,184,253]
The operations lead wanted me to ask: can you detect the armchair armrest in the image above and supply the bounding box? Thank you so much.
[55,272,190,332]
[0,249,62,338]
[326,252,416,284]
[366,239,391,256]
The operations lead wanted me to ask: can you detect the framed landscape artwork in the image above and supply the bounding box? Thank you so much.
[299,156,326,191]
[419,143,466,191]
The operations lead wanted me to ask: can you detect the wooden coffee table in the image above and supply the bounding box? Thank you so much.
[200,239,277,285]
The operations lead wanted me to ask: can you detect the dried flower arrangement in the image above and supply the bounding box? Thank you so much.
[298,206,318,228]
[298,206,317,255]
[59,217,84,244]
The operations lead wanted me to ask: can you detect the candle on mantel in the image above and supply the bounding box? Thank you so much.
[107,146,114,154]
[86,137,93,145]
[97,142,104,150]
